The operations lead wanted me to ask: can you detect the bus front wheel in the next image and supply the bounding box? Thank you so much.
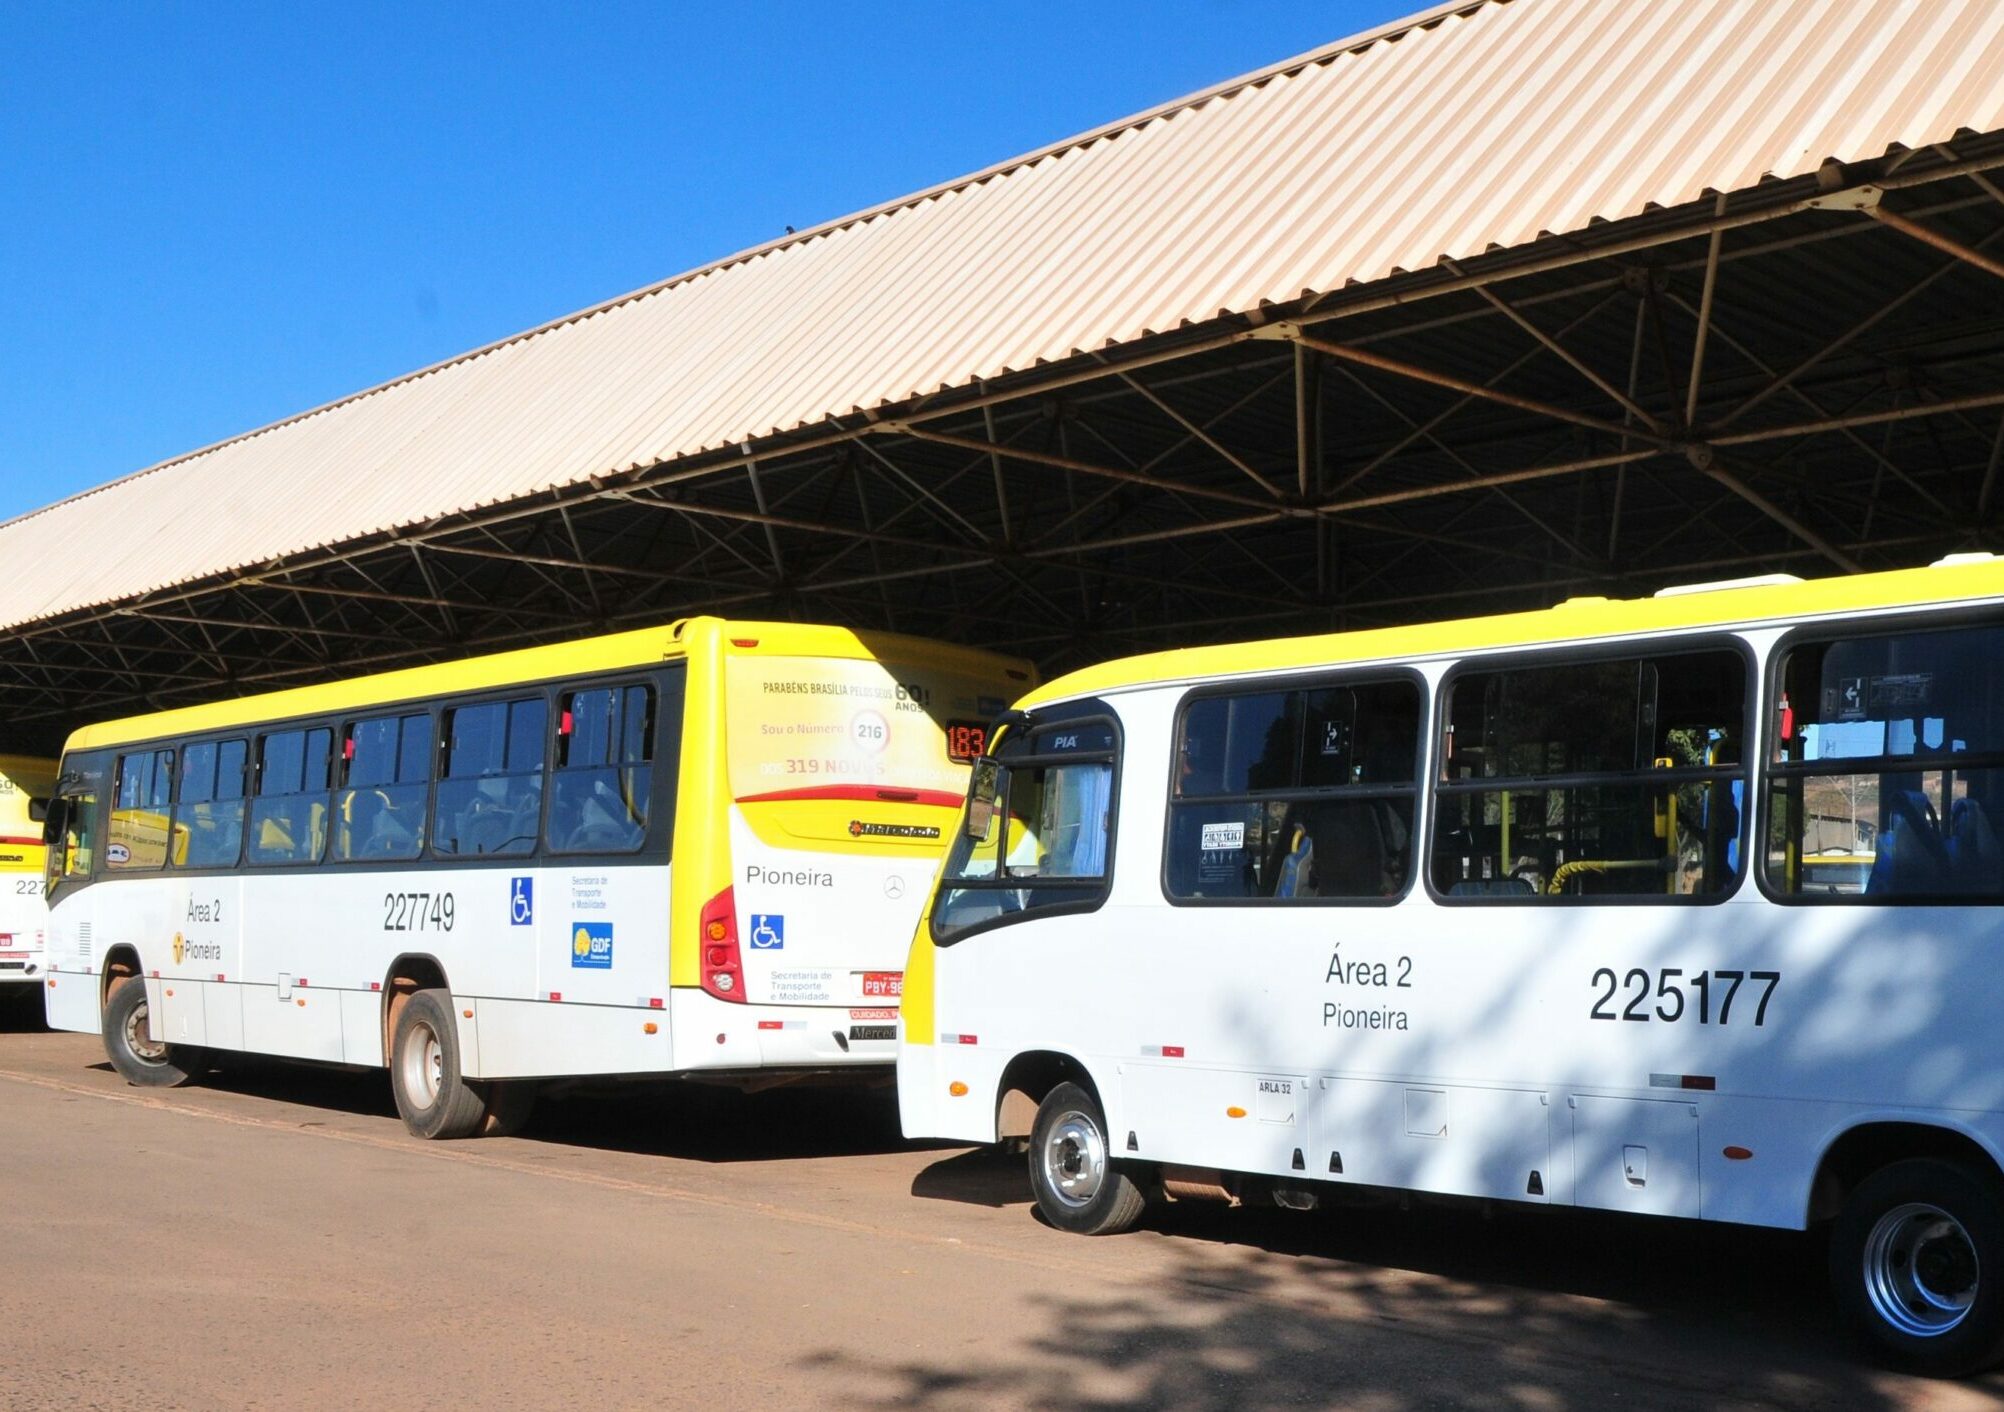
[103,976,194,1088]
[1028,1081,1146,1236]
[390,988,489,1140]
[1831,1157,2004,1377]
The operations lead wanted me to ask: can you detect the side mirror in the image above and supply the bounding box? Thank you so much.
[964,757,1001,841]
[27,797,47,824]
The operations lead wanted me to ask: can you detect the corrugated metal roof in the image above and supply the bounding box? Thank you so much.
[7,0,2004,633]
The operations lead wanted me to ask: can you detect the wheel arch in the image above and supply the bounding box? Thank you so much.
[994,1049,1104,1142]
[99,944,143,1009]
[381,952,450,1066]
[1808,1119,2004,1225]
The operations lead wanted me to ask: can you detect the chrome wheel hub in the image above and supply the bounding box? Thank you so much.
[1039,1109,1107,1209]
[401,1021,443,1108]
[1863,1202,1979,1338]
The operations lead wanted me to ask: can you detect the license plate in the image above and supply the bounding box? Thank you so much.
[860,972,903,997]
[848,1024,896,1042]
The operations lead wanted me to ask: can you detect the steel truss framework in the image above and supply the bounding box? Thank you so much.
[7,139,2004,751]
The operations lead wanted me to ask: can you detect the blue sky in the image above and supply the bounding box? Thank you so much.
[0,1,1406,525]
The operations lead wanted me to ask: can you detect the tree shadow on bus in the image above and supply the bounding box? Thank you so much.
[516,1077,916,1163]
[798,1209,1967,1410]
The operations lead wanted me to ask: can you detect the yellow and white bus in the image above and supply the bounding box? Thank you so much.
[41,618,1028,1138]
[901,555,2004,1376]
[1,755,55,997]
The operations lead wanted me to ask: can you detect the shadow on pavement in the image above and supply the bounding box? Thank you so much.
[909,1145,1032,1208]
[838,1165,2004,1409]
[526,1077,913,1163]
[182,1053,917,1163]
[0,987,51,1032]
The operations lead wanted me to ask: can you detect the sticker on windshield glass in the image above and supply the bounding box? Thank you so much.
[749,914,785,950]
[1200,821,1246,851]
[571,922,613,969]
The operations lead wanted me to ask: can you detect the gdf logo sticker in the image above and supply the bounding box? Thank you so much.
[570,922,613,969]
[749,915,785,950]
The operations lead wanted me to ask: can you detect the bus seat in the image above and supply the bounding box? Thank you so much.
[1301,802,1387,898]
[1273,824,1314,899]
[1866,791,1949,897]
[1949,797,2001,894]
[253,812,294,862]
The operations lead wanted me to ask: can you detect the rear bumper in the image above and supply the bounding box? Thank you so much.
[669,988,898,1072]
[0,956,45,987]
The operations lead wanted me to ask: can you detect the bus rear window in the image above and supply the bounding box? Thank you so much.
[725,654,1007,805]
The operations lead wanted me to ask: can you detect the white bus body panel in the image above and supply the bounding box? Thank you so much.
[46,861,674,1078]
[730,809,929,1008]
[904,636,2004,1233]
[48,844,908,1079]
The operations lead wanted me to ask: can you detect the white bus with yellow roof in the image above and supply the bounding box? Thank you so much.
[1,755,55,998]
[39,617,1028,1137]
[901,555,2004,1375]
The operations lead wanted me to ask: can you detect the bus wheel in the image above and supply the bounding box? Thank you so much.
[102,976,194,1088]
[390,988,488,1140]
[1831,1158,2004,1377]
[1029,1081,1146,1236]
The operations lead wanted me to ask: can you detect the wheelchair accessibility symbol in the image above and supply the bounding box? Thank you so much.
[749,914,785,950]
[510,877,534,926]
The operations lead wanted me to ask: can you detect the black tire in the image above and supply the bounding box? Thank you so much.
[1830,1157,2004,1377]
[390,988,489,1139]
[102,975,195,1088]
[1028,1081,1147,1236]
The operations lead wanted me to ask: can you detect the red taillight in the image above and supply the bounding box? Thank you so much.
[699,886,745,1004]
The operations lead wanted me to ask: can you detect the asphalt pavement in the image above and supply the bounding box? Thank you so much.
[2,1003,1997,1410]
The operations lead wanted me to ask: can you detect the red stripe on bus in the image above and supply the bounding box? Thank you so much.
[735,785,965,809]
[0,836,42,846]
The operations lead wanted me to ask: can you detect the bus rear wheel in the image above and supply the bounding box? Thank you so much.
[1029,1081,1146,1236]
[102,975,194,1088]
[1831,1157,2004,1377]
[390,988,489,1140]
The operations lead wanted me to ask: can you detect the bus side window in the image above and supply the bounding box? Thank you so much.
[177,739,249,869]
[1432,648,1746,900]
[434,697,545,858]
[549,685,653,854]
[247,727,332,866]
[1766,622,2004,901]
[1165,678,1419,902]
[335,713,430,861]
[108,748,174,871]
